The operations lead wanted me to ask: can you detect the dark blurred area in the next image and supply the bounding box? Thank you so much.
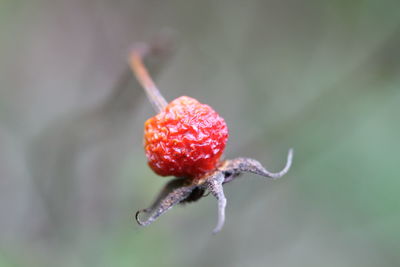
[0,0,399,266]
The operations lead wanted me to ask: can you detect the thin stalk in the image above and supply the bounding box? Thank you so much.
[129,45,168,113]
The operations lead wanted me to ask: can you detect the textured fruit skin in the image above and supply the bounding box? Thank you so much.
[144,96,229,178]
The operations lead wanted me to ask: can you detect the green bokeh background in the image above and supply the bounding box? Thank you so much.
[0,0,399,266]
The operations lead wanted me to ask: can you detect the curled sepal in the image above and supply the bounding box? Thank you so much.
[221,148,293,183]
[135,178,196,226]
[203,171,226,234]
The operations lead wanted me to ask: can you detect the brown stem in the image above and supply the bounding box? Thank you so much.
[129,44,168,113]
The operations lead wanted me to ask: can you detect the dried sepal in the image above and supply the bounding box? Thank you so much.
[135,178,196,226]
[135,149,293,233]
[221,148,293,184]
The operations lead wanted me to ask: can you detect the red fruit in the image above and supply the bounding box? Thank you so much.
[144,96,228,178]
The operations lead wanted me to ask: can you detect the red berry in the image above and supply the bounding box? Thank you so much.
[144,96,229,178]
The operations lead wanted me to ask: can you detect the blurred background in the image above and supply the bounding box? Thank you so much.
[1,0,399,266]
